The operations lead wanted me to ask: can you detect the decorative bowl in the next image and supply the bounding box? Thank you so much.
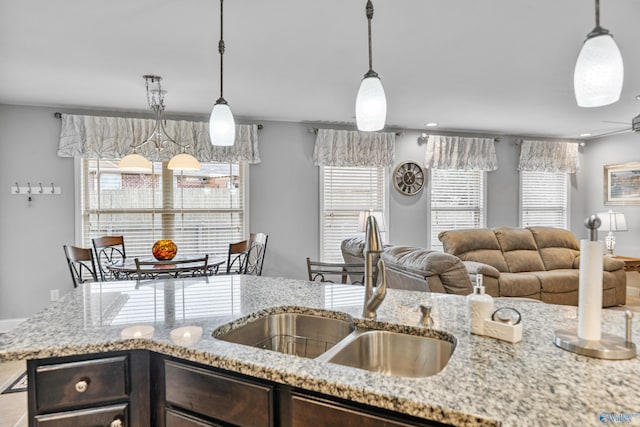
[152,239,178,261]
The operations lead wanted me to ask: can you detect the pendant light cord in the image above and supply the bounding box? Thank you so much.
[595,0,600,28]
[364,0,378,78]
[218,0,226,102]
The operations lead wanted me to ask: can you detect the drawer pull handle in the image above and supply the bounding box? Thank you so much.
[74,379,89,393]
[110,418,123,427]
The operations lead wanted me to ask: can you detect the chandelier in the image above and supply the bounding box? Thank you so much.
[118,75,200,172]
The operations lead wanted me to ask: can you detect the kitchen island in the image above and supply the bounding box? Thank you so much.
[0,275,638,426]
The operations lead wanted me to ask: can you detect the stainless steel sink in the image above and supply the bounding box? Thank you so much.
[318,329,455,378]
[212,310,355,359]
[213,308,455,378]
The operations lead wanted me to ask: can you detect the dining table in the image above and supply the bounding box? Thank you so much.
[106,255,226,279]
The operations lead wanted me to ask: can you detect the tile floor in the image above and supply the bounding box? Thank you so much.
[0,359,27,427]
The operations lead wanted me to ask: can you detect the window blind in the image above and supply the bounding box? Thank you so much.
[430,169,485,250]
[520,171,568,228]
[321,166,386,262]
[81,159,246,260]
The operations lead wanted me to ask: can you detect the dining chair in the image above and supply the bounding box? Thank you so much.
[134,255,209,280]
[92,236,126,281]
[63,245,98,288]
[225,240,250,274]
[306,258,365,285]
[245,233,269,276]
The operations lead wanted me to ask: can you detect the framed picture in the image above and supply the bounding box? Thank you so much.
[604,161,640,205]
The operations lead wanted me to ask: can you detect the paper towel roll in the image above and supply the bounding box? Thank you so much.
[578,239,604,341]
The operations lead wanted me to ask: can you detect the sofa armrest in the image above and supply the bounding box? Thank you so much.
[572,256,625,272]
[462,261,500,279]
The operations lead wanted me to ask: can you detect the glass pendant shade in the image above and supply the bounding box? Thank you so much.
[167,153,200,171]
[209,103,236,146]
[356,76,387,131]
[118,153,152,172]
[574,33,624,107]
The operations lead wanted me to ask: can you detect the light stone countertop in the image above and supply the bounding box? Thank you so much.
[0,275,638,427]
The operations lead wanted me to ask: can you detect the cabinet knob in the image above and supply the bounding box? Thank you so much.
[109,419,123,427]
[74,379,89,393]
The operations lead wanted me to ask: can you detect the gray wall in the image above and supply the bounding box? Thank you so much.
[579,132,640,257]
[0,103,616,319]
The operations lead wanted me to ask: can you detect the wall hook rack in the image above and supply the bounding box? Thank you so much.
[11,182,62,196]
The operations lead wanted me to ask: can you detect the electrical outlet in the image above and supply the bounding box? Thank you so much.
[50,289,59,301]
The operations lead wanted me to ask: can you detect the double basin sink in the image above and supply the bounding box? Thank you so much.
[212,308,455,378]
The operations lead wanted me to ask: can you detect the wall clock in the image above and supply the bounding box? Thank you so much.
[393,161,425,195]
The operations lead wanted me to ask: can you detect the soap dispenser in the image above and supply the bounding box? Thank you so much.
[467,274,494,335]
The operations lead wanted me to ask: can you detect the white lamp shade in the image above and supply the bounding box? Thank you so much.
[356,76,387,131]
[209,103,236,146]
[574,34,624,108]
[358,210,386,232]
[596,211,628,232]
[167,153,200,171]
[118,153,152,172]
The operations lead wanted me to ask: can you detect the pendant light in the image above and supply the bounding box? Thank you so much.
[574,0,624,108]
[119,75,200,172]
[355,0,386,132]
[209,0,236,146]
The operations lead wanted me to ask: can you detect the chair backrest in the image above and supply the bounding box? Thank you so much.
[134,255,209,280]
[245,233,269,276]
[226,240,250,274]
[92,236,126,281]
[306,258,365,285]
[64,245,98,288]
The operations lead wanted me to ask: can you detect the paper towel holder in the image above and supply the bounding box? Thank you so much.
[553,215,636,360]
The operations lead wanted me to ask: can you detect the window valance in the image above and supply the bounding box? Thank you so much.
[423,135,498,171]
[313,129,395,167]
[57,114,261,164]
[518,140,579,173]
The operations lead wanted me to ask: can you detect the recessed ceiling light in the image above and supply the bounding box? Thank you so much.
[580,133,592,137]
[636,94,640,101]
[425,122,438,127]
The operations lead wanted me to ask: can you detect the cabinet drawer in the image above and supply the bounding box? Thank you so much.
[165,361,272,427]
[34,403,127,427]
[35,356,128,412]
[166,408,224,427]
[290,394,423,427]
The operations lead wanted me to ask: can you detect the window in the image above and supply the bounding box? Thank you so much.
[80,159,247,259]
[430,169,485,250]
[520,171,568,228]
[320,166,386,262]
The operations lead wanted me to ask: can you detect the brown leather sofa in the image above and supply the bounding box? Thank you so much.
[438,227,626,307]
[341,237,472,294]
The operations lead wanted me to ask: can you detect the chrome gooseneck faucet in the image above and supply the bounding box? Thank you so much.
[362,215,387,319]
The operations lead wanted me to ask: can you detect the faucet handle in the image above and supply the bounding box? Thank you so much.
[419,304,433,327]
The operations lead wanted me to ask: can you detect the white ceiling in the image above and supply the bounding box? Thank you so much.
[1,0,639,139]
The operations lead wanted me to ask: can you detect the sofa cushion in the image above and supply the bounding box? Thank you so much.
[530,270,579,293]
[498,272,541,297]
[528,227,579,270]
[438,228,509,272]
[381,246,472,294]
[494,227,545,273]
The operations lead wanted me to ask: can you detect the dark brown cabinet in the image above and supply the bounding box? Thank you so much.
[27,351,149,427]
[28,351,450,427]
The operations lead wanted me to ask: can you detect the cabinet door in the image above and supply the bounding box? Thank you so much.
[166,408,224,427]
[34,355,128,412]
[164,360,273,427]
[34,403,127,427]
[290,394,432,427]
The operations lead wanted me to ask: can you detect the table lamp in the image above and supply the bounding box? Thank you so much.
[358,210,386,233]
[596,210,627,255]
